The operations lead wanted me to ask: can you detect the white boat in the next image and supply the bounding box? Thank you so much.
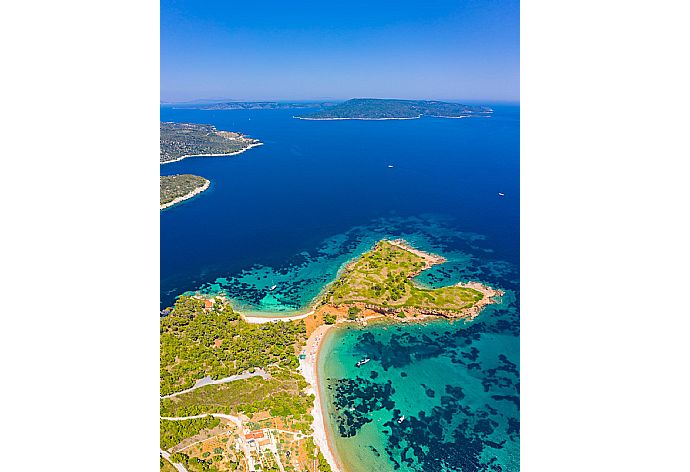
[355,357,371,367]
[269,285,277,291]
[388,165,394,168]
[397,415,405,424]
[498,192,505,196]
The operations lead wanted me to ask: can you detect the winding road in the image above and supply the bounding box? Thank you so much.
[161,369,270,399]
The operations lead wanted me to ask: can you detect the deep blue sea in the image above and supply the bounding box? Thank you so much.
[160,105,519,471]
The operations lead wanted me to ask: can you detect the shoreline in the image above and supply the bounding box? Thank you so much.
[294,115,422,121]
[301,322,344,472]
[293,113,492,121]
[232,237,499,322]
[302,309,428,472]
[160,179,210,210]
[160,141,263,165]
[180,240,503,471]
[242,309,315,324]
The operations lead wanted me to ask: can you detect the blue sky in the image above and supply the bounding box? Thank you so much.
[161,0,519,103]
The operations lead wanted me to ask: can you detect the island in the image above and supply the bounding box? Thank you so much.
[159,240,502,472]
[176,101,334,111]
[160,122,262,164]
[294,98,493,120]
[161,174,210,210]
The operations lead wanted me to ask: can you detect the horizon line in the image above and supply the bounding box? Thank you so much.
[161,97,520,105]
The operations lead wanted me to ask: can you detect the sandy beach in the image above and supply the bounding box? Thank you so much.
[160,179,210,210]
[300,322,343,472]
[242,309,314,324]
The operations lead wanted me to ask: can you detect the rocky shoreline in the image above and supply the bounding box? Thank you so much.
[160,178,210,210]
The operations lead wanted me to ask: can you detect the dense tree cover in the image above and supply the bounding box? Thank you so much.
[323,312,336,325]
[160,174,208,206]
[323,241,484,315]
[160,417,220,450]
[160,296,306,395]
[160,122,258,163]
[297,98,492,120]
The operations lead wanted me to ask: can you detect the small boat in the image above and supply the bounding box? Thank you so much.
[498,192,505,196]
[269,285,277,291]
[355,358,371,367]
[388,165,394,168]
[398,415,405,424]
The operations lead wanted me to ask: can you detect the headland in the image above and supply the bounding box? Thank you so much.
[159,239,502,472]
[160,121,262,164]
[160,174,210,210]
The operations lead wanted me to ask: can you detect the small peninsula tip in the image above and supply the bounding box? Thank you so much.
[160,174,209,209]
[160,122,261,164]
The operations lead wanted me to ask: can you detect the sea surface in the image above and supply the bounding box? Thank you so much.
[160,105,519,471]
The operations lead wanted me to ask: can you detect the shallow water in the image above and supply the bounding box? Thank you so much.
[160,105,519,470]
[160,106,518,311]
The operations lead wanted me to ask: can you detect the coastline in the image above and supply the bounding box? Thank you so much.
[160,141,263,165]
[302,322,343,472]
[293,113,491,121]
[160,179,210,210]
[242,309,315,324]
[188,240,503,472]
[294,115,422,121]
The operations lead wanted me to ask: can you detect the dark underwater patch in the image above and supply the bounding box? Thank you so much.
[327,377,395,437]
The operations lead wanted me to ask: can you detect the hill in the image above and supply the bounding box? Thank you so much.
[296,98,492,120]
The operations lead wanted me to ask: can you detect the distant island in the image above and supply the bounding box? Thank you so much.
[159,239,502,472]
[175,101,334,111]
[160,174,210,210]
[295,98,492,120]
[160,122,262,164]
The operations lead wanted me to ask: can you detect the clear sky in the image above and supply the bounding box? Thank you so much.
[161,0,519,103]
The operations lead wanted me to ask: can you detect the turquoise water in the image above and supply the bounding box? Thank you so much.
[160,106,519,470]
[160,107,519,311]
[319,245,519,472]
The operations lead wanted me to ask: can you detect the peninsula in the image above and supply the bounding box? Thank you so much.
[159,240,502,472]
[160,174,210,210]
[160,122,262,164]
[295,98,492,120]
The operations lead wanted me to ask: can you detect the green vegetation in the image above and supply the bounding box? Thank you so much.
[317,449,332,472]
[160,416,220,450]
[347,306,361,320]
[160,174,209,206]
[169,452,224,472]
[160,456,177,472]
[304,438,331,472]
[160,122,259,163]
[297,98,492,120]
[323,312,336,325]
[185,101,334,111]
[323,240,485,316]
[160,372,314,434]
[160,296,306,396]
